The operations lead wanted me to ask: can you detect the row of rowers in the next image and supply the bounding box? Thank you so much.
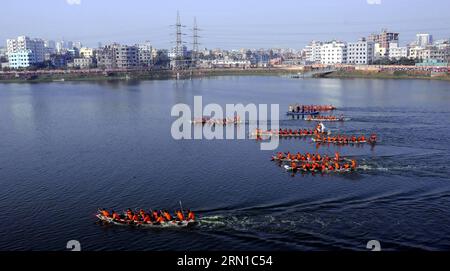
[315,133,377,143]
[99,208,195,223]
[274,151,350,163]
[255,128,325,135]
[290,159,357,172]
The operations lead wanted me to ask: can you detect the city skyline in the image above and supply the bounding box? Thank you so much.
[2,0,450,50]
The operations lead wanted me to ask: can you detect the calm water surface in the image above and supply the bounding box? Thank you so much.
[0,76,449,250]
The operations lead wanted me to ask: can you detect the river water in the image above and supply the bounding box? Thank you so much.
[0,76,449,251]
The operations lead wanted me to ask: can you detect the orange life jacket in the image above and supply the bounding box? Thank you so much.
[156,216,164,223]
[101,210,110,217]
[163,212,172,221]
[177,211,185,221]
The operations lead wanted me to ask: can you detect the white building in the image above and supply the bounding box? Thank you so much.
[79,47,94,58]
[374,43,388,60]
[169,45,188,59]
[320,41,347,64]
[304,41,323,63]
[388,42,408,60]
[409,46,421,59]
[7,50,35,68]
[347,38,374,65]
[6,36,45,68]
[416,33,433,48]
[73,57,93,69]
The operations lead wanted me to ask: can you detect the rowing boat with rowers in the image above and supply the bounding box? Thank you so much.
[251,130,330,138]
[190,119,243,125]
[312,138,376,144]
[286,111,320,116]
[289,105,337,112]
[271,155,352,163]
[306,116,349,122]
[96,214,196,228]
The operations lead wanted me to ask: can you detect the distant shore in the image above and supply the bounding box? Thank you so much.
[0,68,297,83]
[322,70,450,81]
[1,67,449,83]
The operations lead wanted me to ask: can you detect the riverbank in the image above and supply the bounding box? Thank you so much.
[0,68,300,83]
[321,69,450,81]
[1,67,450,83]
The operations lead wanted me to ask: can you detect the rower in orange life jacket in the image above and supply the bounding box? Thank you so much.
[143,214,151,223]
[163,210,173,221]
[351,160,357,170]
[334,162,340,170]
[187,210,195,221]
[155,215,164,224]
[101,209,110,218]
[291,162,297,170]
[176,210,185,221]
[132,213,140,222]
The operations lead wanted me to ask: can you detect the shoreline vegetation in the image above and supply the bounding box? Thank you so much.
[0,67,449,83]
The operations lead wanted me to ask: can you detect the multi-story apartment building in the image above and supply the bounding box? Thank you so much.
[96,44,119,69]
[374,43,388,59]
[320,41,347,65]
[73,57,93,69]
[388,42,408,60]
[303,41,323,63]
[6,36,45,67]
[7,50,35,68]
[169,45,188,59]
[79,47,94,58]
[116,45,138,68]
[137,41,153,67]
[96,44,139,69]
[347,38,374,65]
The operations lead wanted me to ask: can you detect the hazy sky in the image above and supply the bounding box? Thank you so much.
[2,0,450,49]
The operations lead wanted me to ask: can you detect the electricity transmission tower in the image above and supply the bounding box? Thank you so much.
[192,17,201,66]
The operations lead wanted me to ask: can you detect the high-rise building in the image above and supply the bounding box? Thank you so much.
[347,38,374,65]
[44,40,56,54]
[416,33,433,48]
[6,36,45,67]
[73,41,83,50]
[368,29,399,49]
